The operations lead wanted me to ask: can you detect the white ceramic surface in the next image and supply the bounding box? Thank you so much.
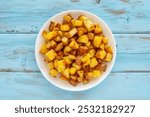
[35,10,116,91]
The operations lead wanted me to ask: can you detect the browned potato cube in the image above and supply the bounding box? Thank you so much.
[74,20,83,26]
[69,79,78,86]
[78,46,88,55]
[93,70,101,78]
[68,28,77,38]
[94,24,102,34]
[104,53,113,62]
[85,72,94,80]
[78,15,88,21]
[87,32,94,40]
[47,62,54,70]
[90,57,98,68]
[69,40,79,49]
[42,30,48,41]
[49,69,58,77]
[54,36,61,42]
[100,43,105,50]
[46,31,58,41]
[49,21,56,31]
[77,70,84,78]
[73,63,81,70]
[60,24,70,31]
[57,60,66,72]
[60,75,68,81]
[39,43,48,54]
[89,49,96,57]
[83,19,95,32]
[83,79,89,84]
[105,46,113,54]
[93,35,102,48]
[77,27,87,36]
[62,68,70,78]
[77,35,89,43]
[95,50,106,59]
[75,56,82,65]
[69,67,77,75]
[63,14,72,23]
[55,42,64,51]
[81,53,91,63]
[62,37,68,45]
[45,49,57,61]
[102,37,108,44]
[83,59,91,67]
[64,46,72,53]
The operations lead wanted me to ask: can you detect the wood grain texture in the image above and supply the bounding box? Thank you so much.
[0,72,150,100]
[0,0,150,33]
[0,34,149,72]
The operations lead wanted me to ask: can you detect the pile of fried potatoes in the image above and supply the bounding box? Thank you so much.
[39,14,113,86]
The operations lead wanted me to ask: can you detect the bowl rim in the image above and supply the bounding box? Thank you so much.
[35,10,116,92]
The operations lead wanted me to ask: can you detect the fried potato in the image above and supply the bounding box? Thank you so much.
[45,49,57,61]
[77,35,89,43]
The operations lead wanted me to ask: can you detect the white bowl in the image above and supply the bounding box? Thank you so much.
[35,10,116,91]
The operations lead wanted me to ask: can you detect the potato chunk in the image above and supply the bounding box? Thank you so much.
[89,49,96,57]
[60,24,70,31]
[95,50,106,60]
[47,62,54,70]
[83,19,95,32]
[69,67,77,75]
[45,49,57,61]
[46,31,58,41]
[68,28,77,38]
[50,69,58,77]
[73,63,81,70]
[94,24,102,34]
[62,37,68,45]
[78,15,88,21]
[39,43,48,54]
[102,37,108,44]
[74,20,83,26]
[105,46,113,54]
[69,40,79,49]
[90,57,98,68]
[93,35,102,48]
[104,53,112,62]
[81,53,91,63]
[55,42,64,51]
[77,27,87,36]
[69,79,78,86]
[57,60,66,72]
[78,46,88,55]
[63,14,72,23]
[93,70,101,78]
[62,68,70,78]
[87,32,94,40]
[77,35,89,43]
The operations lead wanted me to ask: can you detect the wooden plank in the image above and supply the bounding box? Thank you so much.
[0,0,150,33]
[0,34,150,72]
[0,72,150,99]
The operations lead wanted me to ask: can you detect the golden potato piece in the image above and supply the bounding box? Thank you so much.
[105,46,113,54]
[57,60,66,72]
[60,24,70,31]
[78,46,88,55]
[64,46,72,53]
[93,35,102,48]
[47,62,54,70]
[77,70,84,78]
[77,35,89,43]
[63,14,72,23]
[73,63,81,70]
[39,43,48,54]
[62,68,70,78]
[102,37,108,44]
[77,77,83,82]
[85,72,94,80]
[87,32,94,40]
[42,30,48,41]
[95,50,106,60]
[93,70,101,78]
[54,36,61,42]
[83,19,95,32]
[89,49,96,58]
[49,21,56,31]
[55,42,64,51]
[69,67,77,75]
[68,28,77,38]
[49,69,58,77]
[83,79,89,84]
[45,49,57,61]
[83,59,91,67]
[104,53,112,62]
[90,57,98,68]
[78,15,88,21]
[94,24,102,34]
[77,27,87,36]
[46,31,58,41]
[74,20,83,26]
[69,40,79,49]
[81,53,91,63]
[60,75,68,81]
[69,79,78,86]
[54,59,58,69]
[63,56,72,64]
[62,37,68,45]
[100,43,105,50]
[68,54,76,60]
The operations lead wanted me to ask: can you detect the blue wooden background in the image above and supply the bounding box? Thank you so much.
[0,0,150,100]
